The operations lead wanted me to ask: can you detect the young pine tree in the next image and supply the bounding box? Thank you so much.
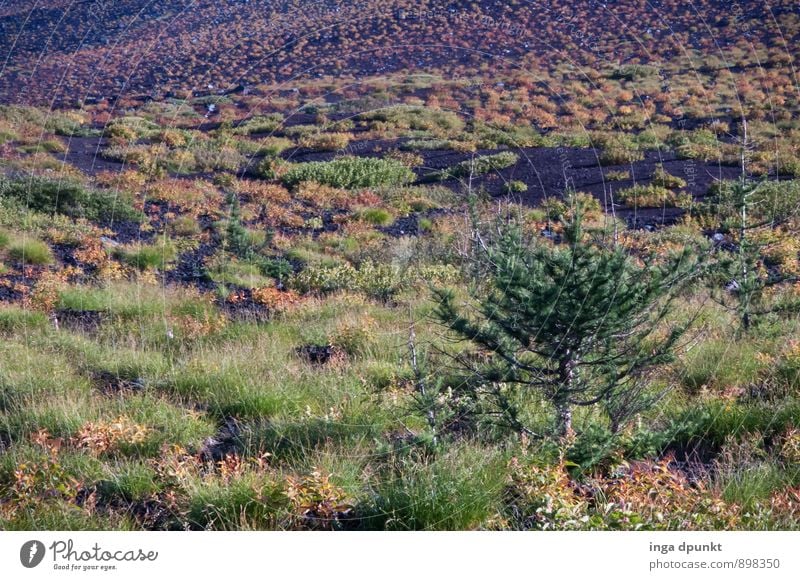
[434,207,701,437]
[703,178,800,332]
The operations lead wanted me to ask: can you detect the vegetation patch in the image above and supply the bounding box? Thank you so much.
[282,157,415,190]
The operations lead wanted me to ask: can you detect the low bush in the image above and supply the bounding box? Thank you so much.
[605,170,630,181]
[611,64,659,81]
[614,184,689,207]
[282,157,414,190]
[504,180,528,194]
[256,157,290,180]
[506,456,741,531]
[667,129,737,162]
[290,260,399,300]
[600,147,644,166]
[252,137,293,157]
[298,132,352,151]
[7,239,53,265]
[233,114,284,135]
[592,132,645,166]
[424,151,519,182]
[651,164,687,189]
[359,106,464,137]
[104,116,161,141]
[699,179,800,230]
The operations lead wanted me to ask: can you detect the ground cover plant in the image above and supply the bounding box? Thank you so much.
[1,0,800,533]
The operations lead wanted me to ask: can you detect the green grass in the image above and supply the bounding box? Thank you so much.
[681,339,765,393]
[662,399,800,452]
[0,306,48,333]
[3,274,800,531]
[208,258,274,289]
[113,241,177,271]
[719,462,797,512]
[358,445,507,530]
[94,462,162,503]
[356,207,394,227]
[7,238,52,265]
[185,474,288,530]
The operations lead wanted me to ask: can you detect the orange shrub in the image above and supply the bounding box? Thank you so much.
[295,181,352,210]
[250,286,301,311]
[236,180,291,205]
[73,416,150,456]
[285,469,353,530]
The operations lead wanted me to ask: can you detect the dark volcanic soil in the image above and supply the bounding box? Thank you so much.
[281,139,740,222]
[60,132,743,229]
[59,136,126,175]
[413,146,741,215]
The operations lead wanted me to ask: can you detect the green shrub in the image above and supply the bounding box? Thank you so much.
[298,132,352,151]
[699,179,800,230]
[290,260,399,300]
[253,136,292,157]
[282,157,414,190]
[668,129,724,161]
[400,138,452,151]
[257,157,289,180]
[611,64,659,81]
[504,180,528,194]
[592,132,644,166]
[664,399,800,452]
[191,144,245,172]
[600,147,644,166]
[304,217,324,230]
[232,114,284,135]
[17,139,66,154]
[0,229,9,249]
[0,128,18,144]
[7,239,52,265]
[615,184,689,208]
[104,116,160,141]
[359,106,464,137]
[472,122,548,148]
[652,164,687,189]
[169,215,200,237]
[605,170,630,182]
[190,95,232,107]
